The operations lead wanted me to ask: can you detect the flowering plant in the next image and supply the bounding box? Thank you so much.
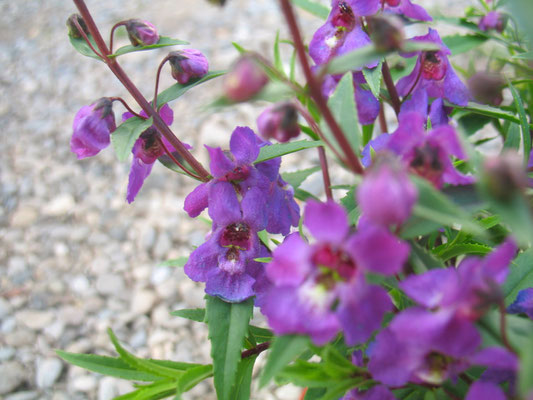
[60,0,533,399]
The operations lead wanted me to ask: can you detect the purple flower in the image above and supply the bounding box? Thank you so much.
[399,88,451,127]
[224,56,268,102]
[397,29,470,106]
[479,11,507,33]
[261,201,410,345]
[256,102,300,143]
[348,0,432,21]
[168,49,209,84]
[507,288,533,319]
[185,184,268,302]
[184,127,299,235]
[125,19,159,46]
[122,104,185,203]
[357,155,417,227]
[466,382,507,400]
[386,111,474,188]
[309,1,374,68]
[70,98,116,159]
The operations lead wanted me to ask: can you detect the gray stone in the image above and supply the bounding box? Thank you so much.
[98,376,118,400]
[95,273,125,296]
[0,361,26,395]
[36,357,63,388]
[130,289,157,315]
[71,374,97,392]
[0,347,16,361]
[5,391,40,400]
[16,310,54,330]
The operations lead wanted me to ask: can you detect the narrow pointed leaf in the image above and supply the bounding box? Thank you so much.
[111,117,153,162]
[231,357,257,400]
[290,0,329,19]
[502,248,533,305]
[170,308,206,322]
[177,364,213,393]
[255,140,323,163]
[362,62,382,99]
[109,36,189,57]
[281,166,321,189]
[69,35,101,60]
[508,81,531,164]
[157,70,226,107]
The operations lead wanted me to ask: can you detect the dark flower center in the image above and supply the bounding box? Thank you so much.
[418,352,453,384]
[225,165,251,181]
[137,128,164,162]
[421,51,447,80]
[312,244,357,285]
[384,0,401,6]
[220,222,252,250]
[410,144,443,185]
[332,2,356,29]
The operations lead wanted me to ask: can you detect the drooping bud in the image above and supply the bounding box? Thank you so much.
[70,98,116,159]
[125,19,159,47]
[224,55,268,102]
[467,72,505,106]
[256,102,300,143]
[357,154,417,227]
[168,49,209,84]
[482,151,529,202]
[66,14,89,39]
[479,11,508,33]
[367,15,405,52]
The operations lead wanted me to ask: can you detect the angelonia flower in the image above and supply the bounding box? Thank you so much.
[256,102,300,143]
[399,88,451,127]
[397,28,470,107]
[349,0,432,21]
[479,11,507,33]
[122,104,185,203]
[184,126,300,236]
[125,19,159,46]
[66,14,89,39]
[224,56,269,102]
[168,49,209,84]
[369,240,518,386]
[260,201,409,345]
[507,288,533,319]
[468,72,505,106]
[465,382,507,400]
[70,97,116,159]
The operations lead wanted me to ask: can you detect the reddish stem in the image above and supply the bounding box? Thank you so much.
[154,55,171,110]
[156,136,203,181]
[382,61,401,116]
[109,21,127,54]
[72,17,105,59]
[317,147,333,200]
[241,341,270,359]
[109,97,144,119]
[499,299,516,354]
[73,0,210,182]
[378,104,388,133]
[279,0,364,175]
[299,388,308,400]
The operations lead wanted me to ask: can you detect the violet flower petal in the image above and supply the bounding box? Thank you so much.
[304,200,349,244]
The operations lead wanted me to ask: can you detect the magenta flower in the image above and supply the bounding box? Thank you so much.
[397,29,470,106]
[479,11,507,33]
[400,88,451,127]
[70,98,116,159]
[125,19,159,46]
[348,0,431,21]
[357,155,417,227]
[224,56,268,102]
[261,201,410,345]
[466,382,507,400]
[184,184,268,302]
[168,49,209,84]
[256,102,300,143]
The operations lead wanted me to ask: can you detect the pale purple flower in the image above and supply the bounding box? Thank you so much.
[224,56,268,102]
[125,19,159,46]
[479,11,507,33]
[70,98,116,159]
[256,102,300,143]
[348,0,431,21]
[465,381,507,400]
[168,49,209,84]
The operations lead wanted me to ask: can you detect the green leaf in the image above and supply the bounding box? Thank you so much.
[255,140,323,163]
[409,241,445,272]
[294,188,319,201]
[281,166,321,189]
[114,379,177,400]
[158,256,188,267]
[231,357,256,400]
[508,81,531,164]
[503,123,521,150]
[519,330,533,396]
[206,296,253,400]
[433,242,492,261]
[455,102,533,128]
[362,124,374,146]
[55,351,163,381]
[109,36,189,57]
[442,34,487,55]
[157,70,225,107]
[170,308,206,322]
[513,51,533,60]
[487,193,533,247]
[108,328,184,379]
[274,31,285,77]
[320,379,367,400]
[69,35,101,60]
[362,62,383,99]
[320,73,360,156]
[253,257,272,263]
[502,248,533,305]
[111,117,153,162]
[325,45,384,76]
[177,364,213,393]
[259,335,309,388]
[248,325,274,343]
[290,0,329,19]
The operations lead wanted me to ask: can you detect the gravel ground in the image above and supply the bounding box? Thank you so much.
[1,1,470,399]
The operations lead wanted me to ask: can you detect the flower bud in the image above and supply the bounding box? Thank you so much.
[479,11,508,33]
[168,49,209,84]
[224,56,268,102]
[367,15,405,52]
[125,19,159,47]
[467,72,505,106]
[70,98,116,159]
[66,14,89,39]
[482,151,529,202]
[357,155,417,227]
[257,102,300,143]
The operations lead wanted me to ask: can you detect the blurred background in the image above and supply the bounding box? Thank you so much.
[0,1,468,399]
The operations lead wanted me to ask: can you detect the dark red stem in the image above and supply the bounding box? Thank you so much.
[382,61,401,116]
[156,136,203,181]
[109,21,127,54]
[378,104,388,133]
[241,341,270,359]
[73,0,210,182]
[318,147,333,200]
[109,97,144,119]
[499,300,516,354]
[401,64,423,103]
[279,0,364,175]
[72,17,105,59]
[154,55,171,111]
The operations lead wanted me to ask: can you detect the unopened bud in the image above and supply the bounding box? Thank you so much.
[257,102,300,143]
[483,151,529,202]
[479,11,508,33]
[125,19,159,47]
[367,15,405,52]
[168,49,209,84]
[467,72,505,106]
[224,56,268,102]
[66,14,89,39]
